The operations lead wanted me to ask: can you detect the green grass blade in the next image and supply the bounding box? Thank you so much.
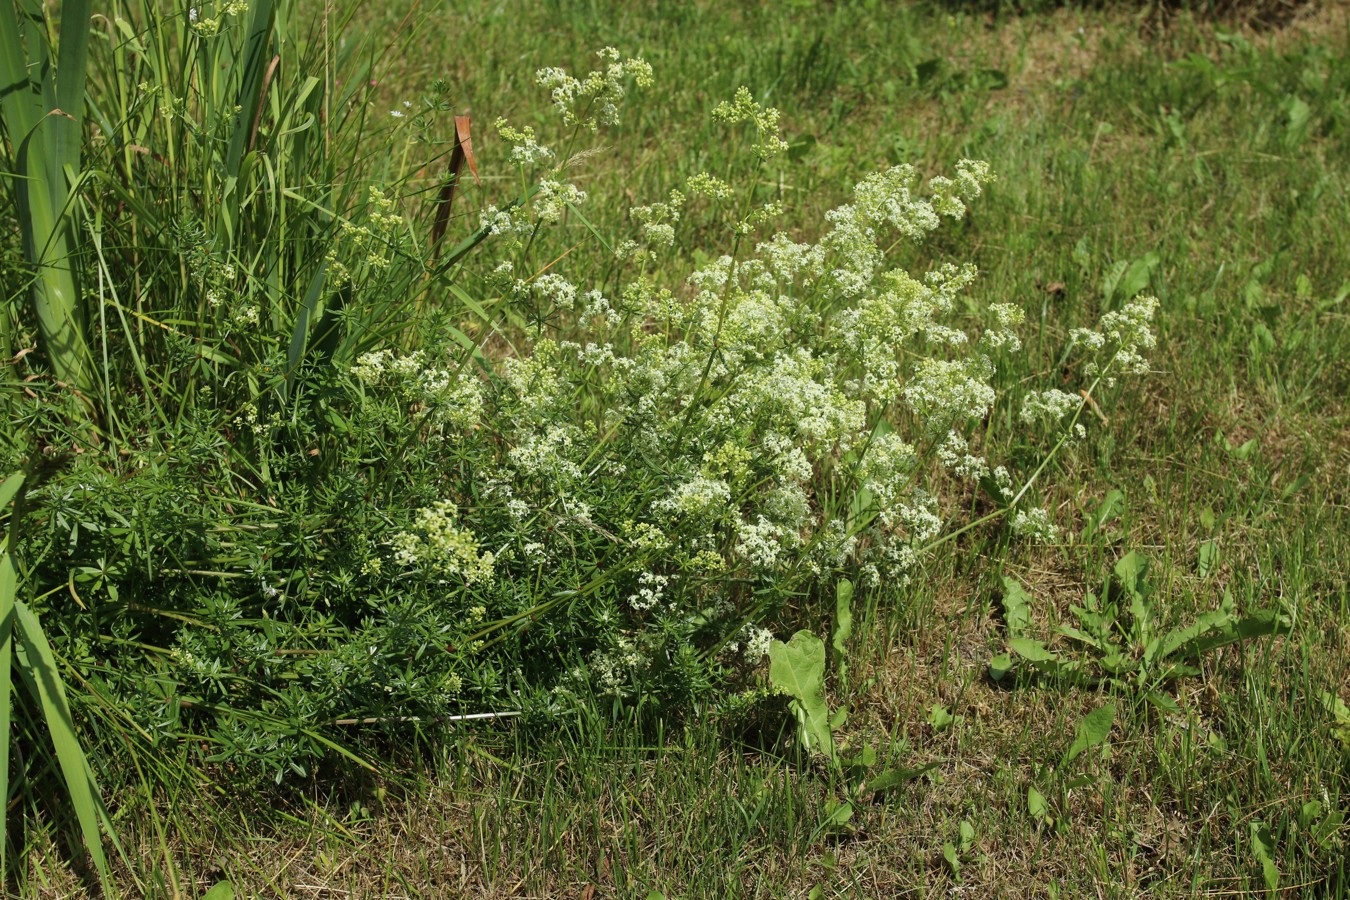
[0,549,16,877]
[12,598,115,891]
[0,0,95,395]
[0,471,24,513]
[0,2,42,144]
[224,0,277,178]
[52,0,93,164]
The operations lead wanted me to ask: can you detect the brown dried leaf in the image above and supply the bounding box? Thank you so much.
[431,115,479,260]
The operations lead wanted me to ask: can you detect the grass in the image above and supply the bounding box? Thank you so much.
[10,0,1350,896]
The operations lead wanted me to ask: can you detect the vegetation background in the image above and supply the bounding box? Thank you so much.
[3,0,1348,896]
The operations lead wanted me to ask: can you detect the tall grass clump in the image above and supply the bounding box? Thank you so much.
[1,0,497,869]
[0,0,1172,873]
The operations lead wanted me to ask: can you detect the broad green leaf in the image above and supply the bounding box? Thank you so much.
[768,631,834,759]
[1009,637,1058,663]
[865,761,939,795]
[1027,785,1049,822]
[1064,703,1115,766]
[202,883,236,900]
[1279,473,1310,501]
[1001,576,1032,638]
[1249,821,1279,891]
[1102,253,1158,305]
[1319,692,1350,747]
[1284,95,1311,147]
[1084,489,1125,537]
[987,652,1014,682]
[841,745,877,770]
[1059,624,1103,651]
[1115,551,1151,643]
[1170,609,1290,659]
[820,799,854,832]
[958,819,976,852]
[927,703,954,732]
[1113,551,1147,597]
[1101,259,1129,305]
[1118,253,1160,302]
[1157,608,1233,661]
[1197,540,1219,579]
[832,578,853,674]
[942,840,961,876]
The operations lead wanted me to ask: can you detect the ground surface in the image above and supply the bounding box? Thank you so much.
[21,0,1350,896]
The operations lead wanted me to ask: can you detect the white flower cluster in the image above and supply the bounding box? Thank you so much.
[631,190,685,249]
[1011,506,1059,544]
[478,204,531,238]
[713,87,790,160]
[391,501,495,584]
[530,273,578,310]
[534,180,587,224]
[350,349,483,431]
[439,80,1160,703]
[1020,388,1083,426]
[326,187,405,286]
[628,572,669,613]
[1071,294,1160,384]
[723,623,775,664]
[495,118,554,166]
[937,431,989,480]
[536,47,654,132]
[483,147,1020,607]
[590,636,645,695]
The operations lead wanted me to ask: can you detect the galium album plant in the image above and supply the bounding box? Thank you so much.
[337,56,1161,720]
[5,29,1161,785]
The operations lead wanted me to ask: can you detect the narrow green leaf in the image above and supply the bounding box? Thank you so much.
[224,0,277,178]
[0,472,24,513]
[283,262,329,394]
